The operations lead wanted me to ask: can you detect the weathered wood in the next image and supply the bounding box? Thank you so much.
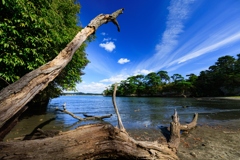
[180,113,198,130]
[0,8,124,137]
[55,103,112,121]
[0,109,198,160]
[0,104,198,159]
[0,123,179,160]
[0,106,28,141]
[168,109,181,152]
[0,8,199,159]
[112,83,126,132]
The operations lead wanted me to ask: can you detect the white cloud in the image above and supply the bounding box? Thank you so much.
[155,0,194,55]
[77,82,108,94]
[99,41,116,52]
[103,37,111,42]
[101,32,107,36]
[134,69,153,75]
[100,74,129,83]
[118,58,130,64]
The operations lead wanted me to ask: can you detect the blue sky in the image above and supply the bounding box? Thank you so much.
[75,0,240,93]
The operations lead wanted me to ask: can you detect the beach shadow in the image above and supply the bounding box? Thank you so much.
[23,118,56,140]
[158,126,170,142]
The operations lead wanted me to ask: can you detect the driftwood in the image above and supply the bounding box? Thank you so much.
[112,83,125,131]
[0,123,178,160]
[0,8,124,140]
[55,103,112,121]
[0,84,197,159]
[0,8,198,159]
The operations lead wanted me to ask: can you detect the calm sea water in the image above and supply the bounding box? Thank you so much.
[4,95,240,140]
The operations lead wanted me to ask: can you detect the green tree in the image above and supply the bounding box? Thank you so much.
[144,72,161,95]
[171,74,184,84]
[0,0,89,104]
[186,73,198,96]
[195,55,239,96]
[157,70,170,84]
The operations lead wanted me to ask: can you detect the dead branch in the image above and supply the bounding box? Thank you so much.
[112,83,126,132]
[0,8,199,159]
[0,106,198,159]
[55,103,112,121]
[180,113,198,130]
[0,8,124,138]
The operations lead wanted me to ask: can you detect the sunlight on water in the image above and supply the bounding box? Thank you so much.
[4,95,240,141]
[47,96,240,129]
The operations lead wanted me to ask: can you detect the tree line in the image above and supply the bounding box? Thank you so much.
[103,54,240,97]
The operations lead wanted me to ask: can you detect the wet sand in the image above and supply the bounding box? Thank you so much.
[128,119,240,160]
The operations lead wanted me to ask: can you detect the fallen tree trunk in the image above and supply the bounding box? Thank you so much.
[0,8,124,140]
[0,8,198,159]
[0,123,179,160]
[0,84,198,159]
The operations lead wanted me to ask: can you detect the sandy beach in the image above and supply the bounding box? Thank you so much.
[128,119,240,160]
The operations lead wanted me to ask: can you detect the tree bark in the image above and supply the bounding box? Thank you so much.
[0,110,198,160]
[0,87,198,160]
[0,123,179,160]
[55,103,112,121]
[0,8,198,159]
[0,8,124,139]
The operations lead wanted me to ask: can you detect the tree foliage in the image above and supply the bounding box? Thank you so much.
[0,0,89,101]
[103,54,240,97]
[195,54,240,96]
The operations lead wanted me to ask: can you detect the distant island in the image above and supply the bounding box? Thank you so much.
[62,92,102,96]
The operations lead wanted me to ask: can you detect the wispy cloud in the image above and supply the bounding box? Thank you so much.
[76,82,108,93]
[176,32,240,64]
[118,58,130,64]
[101,32,107,36]
[103,37,111,42]
[155,0,194,55]
[99,41,116,52]
[85,49,113,76]
[100,74,129,83]
[133,69,153,75]
[136,0,195,71]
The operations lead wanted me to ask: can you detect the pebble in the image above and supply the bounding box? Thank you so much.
[190,152,197,157]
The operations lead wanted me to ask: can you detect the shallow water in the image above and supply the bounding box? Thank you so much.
[4,95,240,141]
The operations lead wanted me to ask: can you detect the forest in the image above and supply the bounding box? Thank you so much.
[103,54,240,97]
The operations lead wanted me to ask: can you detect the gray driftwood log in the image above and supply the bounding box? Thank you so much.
[0,9,198,159]
[0,83,198,159]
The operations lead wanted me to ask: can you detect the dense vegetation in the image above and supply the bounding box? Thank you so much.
[103,54,240,97]
[0,0,89,104]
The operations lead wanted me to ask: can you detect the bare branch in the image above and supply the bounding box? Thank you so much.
[55,103,112,121]
[112,83,126,132]
[0,8,124,133]
[180,113,198,130]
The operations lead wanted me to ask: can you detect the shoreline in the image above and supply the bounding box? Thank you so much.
[195,96,240,101]
[128,119,240,160]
